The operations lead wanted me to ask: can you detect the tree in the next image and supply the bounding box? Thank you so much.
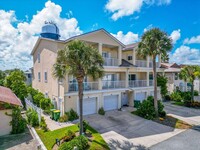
[157,74,168,99]
[0,70,6,86]
[137,28,173,116]
[53,40,104,135]
[4,70,28,106]
[179,65,200,101]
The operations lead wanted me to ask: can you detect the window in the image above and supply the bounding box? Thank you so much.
[28,74,31,78]
[44,72,48,82]
[127,55,132,60]
[102,52,110,58]
[174,73,178,80]
[149,74,153,80]
[38,53,40,63]
[38,72,41,82]
[129,74,136,81]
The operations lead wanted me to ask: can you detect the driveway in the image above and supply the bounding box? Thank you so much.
[164,102,200,125]
[84,109,183,149]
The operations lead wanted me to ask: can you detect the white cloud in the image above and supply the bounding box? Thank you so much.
[111,31,139,44]
[143,24,153,32]
[170,29,181,44]
[105,0,172,21]
[184,35,200,44]
[0,1,82,70]
[169,45,200,65]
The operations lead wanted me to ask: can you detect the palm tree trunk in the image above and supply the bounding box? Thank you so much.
[58,80,60,110]
[153,57,158,116]
[191,81,194,102]
[78,81,83,135]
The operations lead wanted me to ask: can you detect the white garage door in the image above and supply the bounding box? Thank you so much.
[83,97,97,115]
[104,95,118,111]
[135,92,146,102]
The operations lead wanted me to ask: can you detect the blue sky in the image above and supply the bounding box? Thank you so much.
[0,0,200,70]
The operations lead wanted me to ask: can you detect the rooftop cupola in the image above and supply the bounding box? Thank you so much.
[40,21,60,40]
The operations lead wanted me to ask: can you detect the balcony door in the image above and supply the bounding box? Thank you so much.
[103,74,117,88]
[129,74,136,81]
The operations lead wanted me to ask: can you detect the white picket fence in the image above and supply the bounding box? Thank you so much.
[25,98,42,123]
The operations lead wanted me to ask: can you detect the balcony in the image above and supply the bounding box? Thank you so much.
[102,80,126,89]
[149,80,154,86]
[149,62,160,68]
[69,82,98,92]
[136,60,147,67]
[129,80,147,87]
[103,58,118,66]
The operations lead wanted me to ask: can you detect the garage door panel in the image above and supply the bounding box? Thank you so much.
[135,92,146,101]
[104,95,118,111]
[83,97,97,115]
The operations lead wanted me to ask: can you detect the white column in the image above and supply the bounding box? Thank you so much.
[59,97,64,116]
[118,46,122,65]
[125,69,129,88]
[98,79,102,90]
[98,43,102,55]
[147,71,149,86]
[132,49,136,65]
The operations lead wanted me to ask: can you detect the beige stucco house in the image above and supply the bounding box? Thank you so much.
[31,24,163,116]
[161,63,200,93]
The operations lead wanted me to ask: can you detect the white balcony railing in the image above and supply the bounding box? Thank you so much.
[102,80,126,89]
[103,58,118,66]
[136,60,147,67]
[129,80,147,87]
[149,80,154,86]
[149,62,160,68]
[69,82,98,92]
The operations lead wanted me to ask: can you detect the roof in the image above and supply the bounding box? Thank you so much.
[0,86,22,106]
[123,43,139,50]
[119,59,136,67]
[161,63,180,69]
[31,28,125,55]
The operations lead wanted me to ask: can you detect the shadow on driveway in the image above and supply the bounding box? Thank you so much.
[108,139,149,150]
[84,110,174,139]
[0,127,34,149]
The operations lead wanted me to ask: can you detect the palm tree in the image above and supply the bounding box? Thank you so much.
[53,40,104,135]
[179,65,200,101]
[137,28,173,116]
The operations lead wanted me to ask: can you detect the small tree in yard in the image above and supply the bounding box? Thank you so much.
[53,40,104,135]
[179,65,200,101]
[4,70,28,107]
[137,28,173,116]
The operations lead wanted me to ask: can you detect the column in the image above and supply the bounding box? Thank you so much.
[98,78,102,90]
[132,49,136,65]
[125,69,129,88]
[59,97,64,116]
[118,46,122,65]
[98,43,102,55]
[147,71,149,86]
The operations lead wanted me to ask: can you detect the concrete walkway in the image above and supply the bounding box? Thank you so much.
[84,109,184,149]
[42,114,75,131]
[164,102,200,125]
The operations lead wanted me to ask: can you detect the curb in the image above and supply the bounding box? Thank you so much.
[30,126,47,150]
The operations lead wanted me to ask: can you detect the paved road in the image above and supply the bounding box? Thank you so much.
[150,129,200,150]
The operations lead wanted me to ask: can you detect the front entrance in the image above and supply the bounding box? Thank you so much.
[121,92,128,106]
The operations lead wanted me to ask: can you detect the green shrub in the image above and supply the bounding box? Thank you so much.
[66,109,79,121]
[33,92,44,107]
[40,98,51,110]
[59,114,68,122]
[194,90,199,96]
[10,107,26,134]
[98,107,105,115]
[63,130,75,142]
[40,117,48,132]
[170,92,182,102]
[135,96,166,120]
[59,135,88,150]
[26,108,39,127]
[78,120,88,133]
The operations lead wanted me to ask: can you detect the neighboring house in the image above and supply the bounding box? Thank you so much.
[31,22,163,116]
[24,69,32,85]
[161,63,200,93]
[0,86,22,136]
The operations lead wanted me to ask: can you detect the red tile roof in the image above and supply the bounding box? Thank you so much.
[0,86,22,106]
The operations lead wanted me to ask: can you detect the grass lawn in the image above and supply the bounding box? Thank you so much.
[36,125,109,150]
[153,115,192,129]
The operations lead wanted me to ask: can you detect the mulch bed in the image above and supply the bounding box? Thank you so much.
[153,115,192,129]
